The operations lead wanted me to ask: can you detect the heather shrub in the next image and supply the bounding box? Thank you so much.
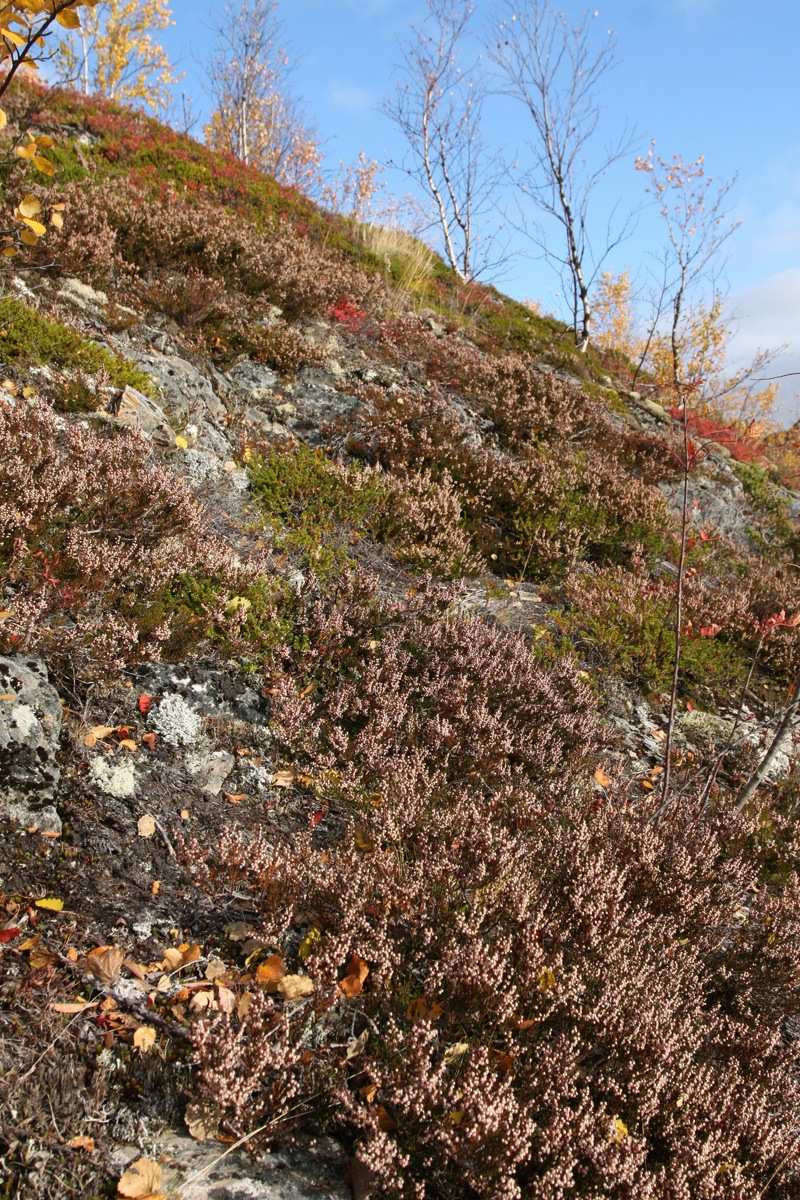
[564,557,750,696]
[187,581,800,1197]
[350,382,668,578]
[0,297,152,408]
[57,178,383,321]
[0,398,278,685]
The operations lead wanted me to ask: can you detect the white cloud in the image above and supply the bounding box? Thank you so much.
[727,268,800,426]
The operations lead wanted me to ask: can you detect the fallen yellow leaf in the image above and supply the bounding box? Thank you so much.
[133,1025,156,1053]
[116,1156,164,1199]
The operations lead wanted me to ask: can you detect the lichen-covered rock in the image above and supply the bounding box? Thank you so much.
[0,654,62,833]
[136,663,269,727]
[136,352,227,423]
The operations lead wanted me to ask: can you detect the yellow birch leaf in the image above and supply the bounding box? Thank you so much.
[610,1117,628,1144]
[1,27,26,46]
[21,217,46,235]
[298,928,320,961]
[116,1156,164,1199]
[50,211,63,229]
[17,194,40,218]
[174,435,188,449]
[32,156,55,176]
[34,135,54,148]
[0,109,6,128]
[443,1042,469,1066]
[35,897,63,911]
[19,229,37,245]
[2,246,18,257]
[56,7,80,26]
[538,967,556,993]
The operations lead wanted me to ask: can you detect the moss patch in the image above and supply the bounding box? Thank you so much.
[0,297,153,410]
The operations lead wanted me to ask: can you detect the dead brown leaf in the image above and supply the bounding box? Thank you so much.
[137,815,156,838]
[84,946,125,985]
[68,1135,96,1152]
[133,1025,156,1052]
[339,952,369,999]
[256,954,286,991]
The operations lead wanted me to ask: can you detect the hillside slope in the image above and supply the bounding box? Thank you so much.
[1,87,800,1199]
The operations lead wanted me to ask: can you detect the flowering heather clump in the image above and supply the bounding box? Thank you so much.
[187,572,800,1196]
[349,380,668,577]
[0,399,275,684]
[55,178,383,322]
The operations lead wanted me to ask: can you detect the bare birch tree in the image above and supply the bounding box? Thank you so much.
[490,1,633,350]
[384,0,500,281]
[203,0,321,191]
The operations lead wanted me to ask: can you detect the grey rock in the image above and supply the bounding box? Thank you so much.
[135,663,269,727]
[285,368,361,444]
[226,359,280,401]
[183,448,224,485]
[113,1133,349,1200]
[658,476,751,546]
[0,655,62,833]
[107,385,175,442]
[136,353,227,423]
[639,398,669,420]
[188,750,236,797]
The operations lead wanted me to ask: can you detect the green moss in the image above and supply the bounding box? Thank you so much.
[561,576,751,702]
[0,298,153,410]
[249,444,392,578]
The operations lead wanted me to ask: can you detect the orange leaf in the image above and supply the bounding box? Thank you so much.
[339,953,369,999]
[256,954,286,991]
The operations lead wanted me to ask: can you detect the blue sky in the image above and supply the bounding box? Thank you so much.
[155,0,800,421]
